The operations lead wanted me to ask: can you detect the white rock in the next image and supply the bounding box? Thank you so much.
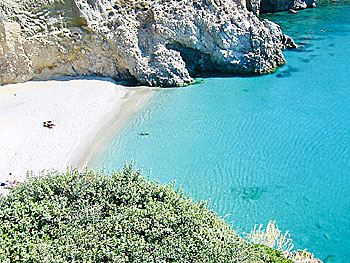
[0,0,293,87]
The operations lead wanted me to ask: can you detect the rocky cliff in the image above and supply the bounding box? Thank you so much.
[245,0,316,16]
[0,0,295,87]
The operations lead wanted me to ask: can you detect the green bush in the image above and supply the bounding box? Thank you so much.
[0,164,292,262]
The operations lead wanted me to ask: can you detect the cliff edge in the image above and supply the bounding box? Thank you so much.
[0,0,295,87]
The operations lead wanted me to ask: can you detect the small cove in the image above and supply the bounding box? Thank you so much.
[94,2,350,262]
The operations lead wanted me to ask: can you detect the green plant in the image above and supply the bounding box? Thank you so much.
[0,164,293,262]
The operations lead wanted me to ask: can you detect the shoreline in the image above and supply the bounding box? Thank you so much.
[0,78,156,195]
[70,86,157,171]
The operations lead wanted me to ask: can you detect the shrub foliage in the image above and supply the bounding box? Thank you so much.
[0,164,292,262]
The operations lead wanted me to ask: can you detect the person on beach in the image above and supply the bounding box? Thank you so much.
[0,180,23,190]
[43,121,56,129]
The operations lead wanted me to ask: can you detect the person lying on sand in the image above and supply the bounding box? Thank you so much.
[0,180,23,189]
[43,121,56,129]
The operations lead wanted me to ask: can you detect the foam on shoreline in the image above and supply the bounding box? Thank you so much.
[0,78,156,195]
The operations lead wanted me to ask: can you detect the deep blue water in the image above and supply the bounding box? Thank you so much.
[95,3,350,262]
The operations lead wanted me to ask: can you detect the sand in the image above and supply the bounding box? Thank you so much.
[0,78,155,195]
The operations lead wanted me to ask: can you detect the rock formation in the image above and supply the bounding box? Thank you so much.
[287,250,323,263]
[0,0,295,87]
[245,0,316,16]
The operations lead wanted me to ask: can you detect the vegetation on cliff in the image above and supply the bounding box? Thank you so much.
[0,164,293,262]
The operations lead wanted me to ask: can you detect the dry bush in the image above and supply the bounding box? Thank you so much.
[244,221,294,256]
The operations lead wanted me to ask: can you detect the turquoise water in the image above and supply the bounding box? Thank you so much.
[96,2,350,262]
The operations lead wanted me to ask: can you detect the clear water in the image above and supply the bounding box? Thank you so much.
[96,2,350,262]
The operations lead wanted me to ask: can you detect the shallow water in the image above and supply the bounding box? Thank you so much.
[96,2,350,262]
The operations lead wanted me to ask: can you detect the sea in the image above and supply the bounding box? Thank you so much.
[94,2,350,262]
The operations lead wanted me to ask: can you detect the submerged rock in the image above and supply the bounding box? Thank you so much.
[0,0,294,87]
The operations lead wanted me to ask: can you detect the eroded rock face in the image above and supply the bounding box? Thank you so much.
[245,0,261,16]
[0,0,293,87]
[260,0,316,13]
[246,0,316,15]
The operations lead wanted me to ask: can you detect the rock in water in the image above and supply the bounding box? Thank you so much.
[0,0,293,87]
[245,0,317,14]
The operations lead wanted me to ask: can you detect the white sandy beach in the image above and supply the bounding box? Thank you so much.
[0,78,154,195]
